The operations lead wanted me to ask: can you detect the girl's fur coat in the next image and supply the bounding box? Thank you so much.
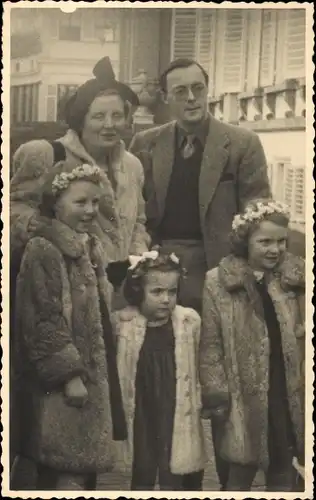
[200,252,305,470]
[13,219,116,473]
[112,305,207,475]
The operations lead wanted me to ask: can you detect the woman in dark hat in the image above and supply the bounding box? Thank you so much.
[10,57,150,488]
[11,56,150,265]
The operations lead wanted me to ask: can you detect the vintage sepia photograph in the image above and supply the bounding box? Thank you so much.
[2,1,313,497]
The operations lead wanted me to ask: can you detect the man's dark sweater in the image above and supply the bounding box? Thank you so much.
[158,120,209,241]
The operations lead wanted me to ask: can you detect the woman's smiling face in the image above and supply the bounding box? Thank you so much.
[54,180,102,233]
[248,220,289,272]
[81,93,127,151]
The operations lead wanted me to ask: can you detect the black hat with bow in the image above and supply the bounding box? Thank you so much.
[64,56,139,132]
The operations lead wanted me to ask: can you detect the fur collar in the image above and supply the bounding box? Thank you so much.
[34,218,99,259]
[115,304,199,328]
[219,253,305,292]
[58,129,126,168]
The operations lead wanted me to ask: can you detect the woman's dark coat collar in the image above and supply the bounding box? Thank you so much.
[218,253,305,292]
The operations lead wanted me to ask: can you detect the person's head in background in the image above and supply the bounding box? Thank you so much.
[123,250,185,326]
[64,57,139,161]
[159,58,209,132]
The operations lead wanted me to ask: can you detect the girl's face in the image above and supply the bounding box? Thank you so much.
[141,270,179,323]
[248,220,288,272]
[81,93,126,151]
[54,180,101,233]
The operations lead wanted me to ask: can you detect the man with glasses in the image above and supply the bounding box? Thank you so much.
[129,58,271,491]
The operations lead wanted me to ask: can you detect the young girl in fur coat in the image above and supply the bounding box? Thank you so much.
[112,250,206,490]
[13,160,126,490]
[200,199,305,492]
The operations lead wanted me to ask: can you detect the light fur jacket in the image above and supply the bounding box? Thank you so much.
[199,252,305,471]
[111,305,207,475]
[10,129,150,262]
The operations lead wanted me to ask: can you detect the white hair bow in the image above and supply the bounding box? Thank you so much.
[128,250,180,271]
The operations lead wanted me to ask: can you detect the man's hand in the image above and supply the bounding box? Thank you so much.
[64,376,88,408]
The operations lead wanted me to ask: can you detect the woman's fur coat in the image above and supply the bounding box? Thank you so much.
[112,305,207,475]
[199,252,305,471]
[10,130,150,262]
[13,219,117,473]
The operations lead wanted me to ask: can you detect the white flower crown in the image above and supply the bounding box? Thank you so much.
[232,201,290,232]
[51,164,102,195]
[128,251,180,271]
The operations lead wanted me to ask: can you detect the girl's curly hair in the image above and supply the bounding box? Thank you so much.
[123,250,186,308]
[230,198,290,259]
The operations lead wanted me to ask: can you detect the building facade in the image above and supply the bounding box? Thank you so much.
[10,6,307,232]
[10,8,120,123]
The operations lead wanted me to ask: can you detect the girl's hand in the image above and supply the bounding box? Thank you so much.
[64,376,88,408]
[201,406,229,422]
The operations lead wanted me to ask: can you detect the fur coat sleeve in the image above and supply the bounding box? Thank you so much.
[10,140,55,254]
[16,237,86,389]
[199,268,230,410]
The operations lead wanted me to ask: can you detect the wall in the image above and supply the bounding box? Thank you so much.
[257,130,305,166]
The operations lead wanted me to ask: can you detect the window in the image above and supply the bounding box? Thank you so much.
[170,8,306,95]
[283,10,305,79]
[171,9,197,60]
[220,10,246,93]
[94,16,118,42]
[196,9,213,73]
[10,83,39,124]
[59,11,82,41]
[270,159,305,226]
[57,84,79,121]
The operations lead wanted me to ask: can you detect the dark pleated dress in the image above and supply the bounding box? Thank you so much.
[131,319,185,490]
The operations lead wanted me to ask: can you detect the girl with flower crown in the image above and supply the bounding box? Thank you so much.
[199,198,305,492]
[12,160,127,490]
[111,249,206,490]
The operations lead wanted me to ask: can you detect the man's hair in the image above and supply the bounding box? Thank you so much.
[159,58,209,94]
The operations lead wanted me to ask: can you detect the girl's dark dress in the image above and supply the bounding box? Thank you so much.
[256,279,300,490]
[131,319,184,490]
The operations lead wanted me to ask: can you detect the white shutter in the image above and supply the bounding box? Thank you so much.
[293,167,305,222]
[259,10,277,87]
[196,9,213,72]
[245,10,261,91]
[221,10,246,93]
[284,10,305,79]
[171,9,197,60]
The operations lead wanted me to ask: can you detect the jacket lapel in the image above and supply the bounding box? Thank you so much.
[152,122,176,221]
[199,115,230,225]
